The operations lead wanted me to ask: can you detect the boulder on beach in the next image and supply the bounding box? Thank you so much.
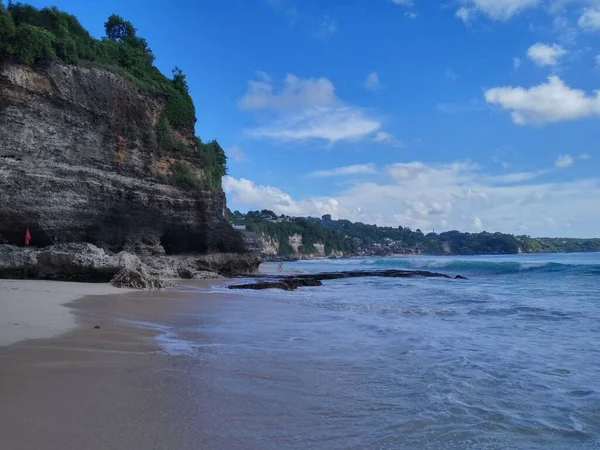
[110,268,165,290]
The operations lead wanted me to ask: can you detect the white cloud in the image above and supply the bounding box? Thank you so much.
[364,72,381,92]
[308,164,377,177]
[248,106,381,143]
[484,76,600,124]
[486,170,547,183]
[387,161,478,185]
[555,154,574,167]
[526,43,567,66]
[578,8,600,31]
[223,176,340,217]
[579,153,591,160]
[405,11,418,19]
[374,131,404,147]
[456,7,475,23]
[513,57,522,69]
[226,146,247,163]
[239,73,381,144]
[392,0,413,6]
[473,216,484,231]
[238,73,336,111]
[224,161,600,237]
[458,0,541,20]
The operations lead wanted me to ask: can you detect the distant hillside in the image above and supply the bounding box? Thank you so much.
[229,210,600,258]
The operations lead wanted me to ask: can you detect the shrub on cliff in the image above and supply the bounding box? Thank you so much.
[169,162,204,193]
[11,24,55,65]
[195,138,228,189]
[156,117,188,155]
[0,6,15,58]
[164,90,196,128]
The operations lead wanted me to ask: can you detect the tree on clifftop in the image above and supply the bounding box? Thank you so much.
[104,14,136,42]
[172,66,189,94]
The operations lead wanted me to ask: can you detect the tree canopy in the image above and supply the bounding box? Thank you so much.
[232,212,600,257]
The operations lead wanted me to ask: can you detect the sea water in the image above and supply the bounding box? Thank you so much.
[165,253,600,449]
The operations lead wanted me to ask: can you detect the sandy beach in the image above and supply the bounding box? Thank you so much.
[0,280,129,347]
[0,280,248,450]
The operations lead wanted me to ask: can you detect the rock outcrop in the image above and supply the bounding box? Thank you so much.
[143,253,259,279]
[0,62,244,255]
[0,243,260,288]
[110,268,165,290]
[229,278,323,291]
[0,243,144,282]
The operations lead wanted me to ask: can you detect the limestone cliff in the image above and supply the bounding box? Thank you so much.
[0,62,244,255]
[257,232,334,259]
[259,235,279,256]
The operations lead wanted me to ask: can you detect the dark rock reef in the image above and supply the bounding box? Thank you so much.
[228,269,468,290]
[229,278,323,291]
[0,62,243,254]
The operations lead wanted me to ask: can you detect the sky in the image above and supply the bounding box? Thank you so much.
[25,0,600,237]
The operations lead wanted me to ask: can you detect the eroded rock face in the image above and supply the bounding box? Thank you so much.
[110,268,165,290]
[143,253,259,279]
[0,243,142,282]
[0,243,260,288]
[0,62,243,254]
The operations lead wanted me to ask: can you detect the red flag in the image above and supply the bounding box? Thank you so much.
[25,228,31,246]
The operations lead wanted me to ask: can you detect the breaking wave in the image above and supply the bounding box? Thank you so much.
[297,256,600,276]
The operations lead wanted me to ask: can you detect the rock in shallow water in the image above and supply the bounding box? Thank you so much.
[228,269,468,290]
[229,278,323,291]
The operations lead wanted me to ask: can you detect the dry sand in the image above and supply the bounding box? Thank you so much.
[0,280,127,346]
[0,280,252,450]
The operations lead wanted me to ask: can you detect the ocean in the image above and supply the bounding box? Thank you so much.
[163,253,600,449]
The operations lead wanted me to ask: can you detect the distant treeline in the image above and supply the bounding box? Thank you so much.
[229,210,600,256]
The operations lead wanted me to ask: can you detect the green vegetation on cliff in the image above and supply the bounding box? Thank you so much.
[0,1,227,191]
[240,213,355,255]
[230,210,600,256]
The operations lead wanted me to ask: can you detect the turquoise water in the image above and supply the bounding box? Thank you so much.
[169,253,600,449]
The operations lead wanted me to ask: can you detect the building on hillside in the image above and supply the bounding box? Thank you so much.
[230,224,261,252]
[240,230,261,253]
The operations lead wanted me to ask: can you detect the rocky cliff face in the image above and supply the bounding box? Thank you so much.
[257,232,335,259]
[0,62,243,254]
[259,235,279,255]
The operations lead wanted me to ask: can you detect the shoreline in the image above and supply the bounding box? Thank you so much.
[0,279,131,347]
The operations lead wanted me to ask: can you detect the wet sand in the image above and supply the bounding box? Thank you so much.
[0,280,253,450]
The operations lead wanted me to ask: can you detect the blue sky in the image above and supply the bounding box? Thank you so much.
[26,0,600,237]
